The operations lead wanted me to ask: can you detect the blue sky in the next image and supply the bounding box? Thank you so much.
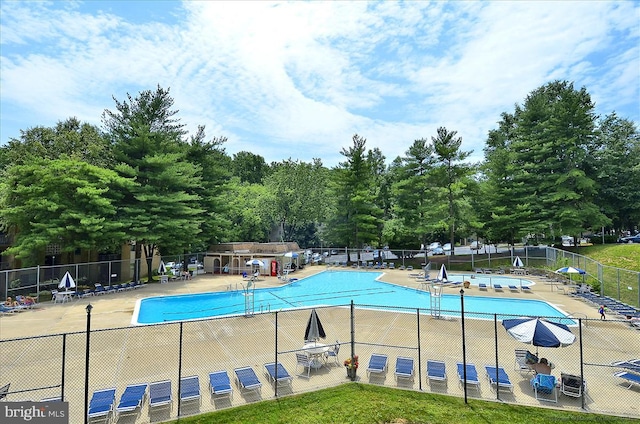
[1,1,638,167]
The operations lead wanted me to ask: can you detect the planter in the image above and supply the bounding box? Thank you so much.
[463,281,471,289]
[346,367,357,380]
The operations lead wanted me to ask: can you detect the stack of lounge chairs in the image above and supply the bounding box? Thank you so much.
[612,359,640,389]
[575,292,640,319]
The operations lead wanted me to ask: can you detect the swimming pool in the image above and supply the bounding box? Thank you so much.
[133,271,573,325]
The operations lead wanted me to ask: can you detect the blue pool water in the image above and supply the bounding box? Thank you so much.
[133,271,573,325]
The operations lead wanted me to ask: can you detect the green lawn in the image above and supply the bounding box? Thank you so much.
[575,244,640,273]
[167,384,636,424]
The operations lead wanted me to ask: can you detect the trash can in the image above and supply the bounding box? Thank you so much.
[160,275,168,284]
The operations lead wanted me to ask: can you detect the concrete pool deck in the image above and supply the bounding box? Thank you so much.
[1,266,639,421]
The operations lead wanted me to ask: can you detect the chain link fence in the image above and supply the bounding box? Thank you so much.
[2,302,639,423]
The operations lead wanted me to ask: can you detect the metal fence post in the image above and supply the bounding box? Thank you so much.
[84,304,92,424]
[416,308,422,391]
[274,311,279,397]
[579,318,585,410]
[460,289,467,403]
[61,333,66,402]
[350,300,355,381]
[178,322,184,416]
[494,314,500,400]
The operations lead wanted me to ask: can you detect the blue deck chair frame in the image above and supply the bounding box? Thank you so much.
[88,387,116,423]
[234,366,262,395]
[614,371,640,389]
[394,357,415,381]
[264,362,294,388]
[366,354,388,377]
[427,360,447,385]
[612,359,640,374]
[484,365,513,392]
[209,371,233,400]
[116,383,147,418]
[531,374,557,403]
[179,375,201,405]
[456,363,481,391]
[149,380,172,411]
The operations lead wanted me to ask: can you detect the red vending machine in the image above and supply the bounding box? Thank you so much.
[271,260,278,277]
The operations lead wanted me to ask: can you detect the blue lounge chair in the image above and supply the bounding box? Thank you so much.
[493,284,503,292]
[484,365,513,392]
[612,359,640,374]
[149,380,172,411]
[614,371,640,389]
[531,374,557,402]
[179,375,201,405]
[478,283,488,291]
[456,363,481,391]
[264,362,294,388]
[366,353,388,377]
[508,285,519,292]
[234,366,262,395]
[394,357,414,381]
[427,360,447,384]
[116,383,147,417]
[209,371,233,400]
[521,285,532,293]
[88,387,116,423]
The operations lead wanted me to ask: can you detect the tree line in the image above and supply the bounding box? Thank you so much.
[1,81,638,270]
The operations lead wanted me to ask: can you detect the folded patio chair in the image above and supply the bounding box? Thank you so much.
[115,383,147,418]
[179,375,201,405]
[457,363,481,391]
[614,371,640,389]
[530,374,557,403]
[209,370,233,400]
[394,357,414,381]
[366,353,388,377]
[234,366,262,395]
[88,387,116,423]
[264,362,294,388]
[426,360,447,385]
[560,373,586,397]
[149,380,172,411]
[295,353,313,378]
[484,365,513,392]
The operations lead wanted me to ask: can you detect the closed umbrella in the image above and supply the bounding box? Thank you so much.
[158,261,167,275]
[502,317,575,355]
[304,309,326,342]
[437,264,448,282]
[513,256,524,268]
[58,271,76,289]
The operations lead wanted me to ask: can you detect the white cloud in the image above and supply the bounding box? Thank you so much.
[1,1,638,166]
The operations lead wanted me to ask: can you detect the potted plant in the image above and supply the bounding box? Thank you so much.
[344,355,358,380]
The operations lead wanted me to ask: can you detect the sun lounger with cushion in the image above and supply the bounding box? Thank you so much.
[478,283,487,291]
[149,380,172,411]
[394,357,414,381]
[88,387,116,423]
[234,366,262,395]
[426,360,447,385]
[508,285,519,292]
[115,383,147,418]
[179,375,201,405]
[456,363,481,391]
[521,285,532,293]
[493,284,503,292]
[484,365,513,392]
[611,359,640,374]
[264,362,294,388]
[614,371,640,389]
[366,354,388,377]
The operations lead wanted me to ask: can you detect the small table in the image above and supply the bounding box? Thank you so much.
[303,342,329,369]
[57,291,75,303]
